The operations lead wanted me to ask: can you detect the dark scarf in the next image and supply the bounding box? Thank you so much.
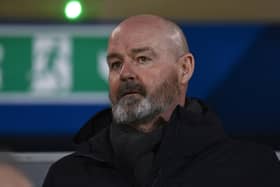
[110,121,164,187]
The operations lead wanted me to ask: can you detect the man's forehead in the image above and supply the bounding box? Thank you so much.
[108,15,186,57]
[108,25,166,53]
[111,25,162,41]
[108,38,163,56]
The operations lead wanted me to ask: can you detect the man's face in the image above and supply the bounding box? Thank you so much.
[107,24,181,126]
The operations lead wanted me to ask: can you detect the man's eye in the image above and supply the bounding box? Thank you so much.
[110,62,122,70]
[137,56,150,64]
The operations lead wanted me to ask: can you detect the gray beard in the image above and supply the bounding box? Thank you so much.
[111,76,180,126]
[112,95,161,125]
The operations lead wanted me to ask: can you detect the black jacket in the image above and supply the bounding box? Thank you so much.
[43,99,280,187]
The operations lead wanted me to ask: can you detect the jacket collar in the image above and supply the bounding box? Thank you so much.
[75,127,114,165]
[157,103,227,163]
[74,98,228,164]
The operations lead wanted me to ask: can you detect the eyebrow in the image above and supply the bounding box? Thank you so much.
[106,47,157,63]
[106,53,123,63]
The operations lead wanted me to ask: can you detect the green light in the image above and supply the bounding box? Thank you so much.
[64,1,82,20]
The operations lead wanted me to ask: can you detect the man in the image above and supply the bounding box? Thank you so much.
[43,15,280,187]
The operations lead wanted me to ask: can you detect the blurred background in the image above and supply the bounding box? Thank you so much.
[0,0,280,186]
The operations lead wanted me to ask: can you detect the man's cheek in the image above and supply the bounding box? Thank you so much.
[109,89,117,104]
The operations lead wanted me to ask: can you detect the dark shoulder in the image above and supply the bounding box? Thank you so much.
[48,152,98,175]
[43,152,96,187]
[186,140,280,187]
[209,139,280,176]
[43,153,76,187]
[47,153,82,175]
[197,138,279,171]
[228,140,279,162]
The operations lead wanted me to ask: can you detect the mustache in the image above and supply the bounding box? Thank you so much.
[117,81,146,100]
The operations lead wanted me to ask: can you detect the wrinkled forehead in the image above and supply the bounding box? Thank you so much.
[108,23,170,53]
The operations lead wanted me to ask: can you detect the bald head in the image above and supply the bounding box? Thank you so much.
[110,14,189,59]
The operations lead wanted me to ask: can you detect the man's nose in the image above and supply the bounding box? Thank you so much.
[120,62,136,81]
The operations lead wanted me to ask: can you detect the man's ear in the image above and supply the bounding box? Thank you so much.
[177,53,195,85]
